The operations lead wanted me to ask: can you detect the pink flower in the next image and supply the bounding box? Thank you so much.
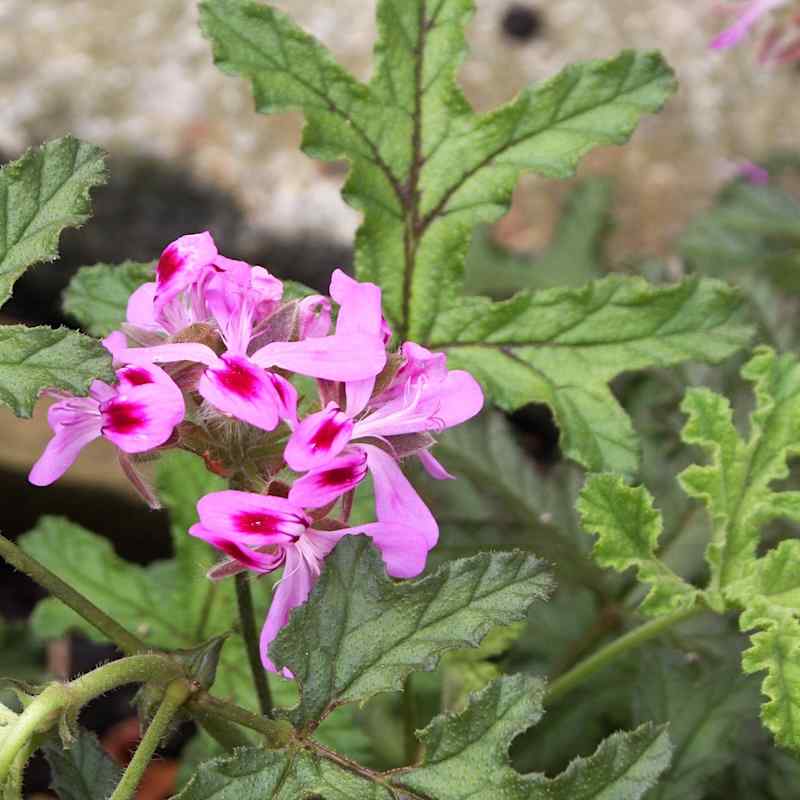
[189,490,429,673]
[283,341,483,546]
[117,241,387,432]
[710,0,788,50]
[28,364,185,486]
[736,160,770,184]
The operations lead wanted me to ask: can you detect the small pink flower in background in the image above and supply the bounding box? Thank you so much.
[710,1,800,64]
[736,160,770,184]
[190,490,430,674]
[710,0,787,49]
[28,364,184,487]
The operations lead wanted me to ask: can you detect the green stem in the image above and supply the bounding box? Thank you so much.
[235,572,273,718]
[189,693,292,749]
[196,716,254,751]
[109,679,193,800]
[544,604,704,706]
[0,534,146,656]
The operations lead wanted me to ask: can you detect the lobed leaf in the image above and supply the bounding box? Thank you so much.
[0,136,106,309]
[0,325,113,418]
[62,261,153,336]
[434,276,750,475]
[42,728,123,800]
[394,674,671,800]
[679,347,800,601]
[270,537,553,728]
[741,617,800,752]
[175,746,391,800]
[200,0,754,474]
[579,473,698,616]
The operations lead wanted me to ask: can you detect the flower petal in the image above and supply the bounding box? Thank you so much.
[284,402,353,471]
[329,269,384,338]
[198,353,280,431]
[126,282,159,329]
[100,382,184,453]
[361,444,438,548]
[335,522,429,578]
[260,546,316,675]
[298,295,332,338]
[252,334,386,381]
[116,342,219,368]
[190,524,286,573]
[417,449,455,480]
[154,232,218,313]
[288,449,368,508]
[196,490,309,541]
[28,399,103,486]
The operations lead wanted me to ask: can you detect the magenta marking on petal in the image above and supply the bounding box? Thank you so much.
[311,413,347,452]
[320,460,368,489]
[121,367,153,386]
[215,358,261,399]
[102,400,147,434]
[156,245,183,287]
[234,511,300,539]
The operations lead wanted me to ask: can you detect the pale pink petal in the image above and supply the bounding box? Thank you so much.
[284,402,353,471]
[154,232,218,313]
[196,490,309,541]
[197,353,280,431]
[100,382,184,453]
[261,547,316,674]
[298,295,332,338]
[329,269,383,338]
[345,378,375,418]
[361,444,438,548]
[29,400,103,486]
[116,342,219,368]
[102,331,128,363]
[432,371,484,428]
[335,522,429,578]
[417,449,455,480]
[268,373,299,427]
[288,449,368,508]
[126,282,159,329]
[252,334,386,381]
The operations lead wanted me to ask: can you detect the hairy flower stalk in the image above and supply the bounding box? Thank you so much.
[29,231,484,674]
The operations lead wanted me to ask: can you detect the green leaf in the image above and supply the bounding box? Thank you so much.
[200,0,675,342]
[463,178,613,298]
[0,136,107,309]
[740,617,800,751]
[420,410,602,588]
[578,473,698,616]
[42,728,123,800]
[0,325,114,417]
[62,261,154,336]
[394,675,672,799]
[433,275,750,475]
[633,649,757,800]
[679,347,800,600]
[175,746,392,800]
[21,517,186,647]
[270,537,553,728]
[178,677,670,800]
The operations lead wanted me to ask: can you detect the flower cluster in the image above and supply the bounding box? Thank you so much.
[710,0,800,64]
[30,232,484,672]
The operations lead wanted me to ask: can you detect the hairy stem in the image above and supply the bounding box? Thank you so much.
[544,604,704,705]
[235,572,274,718]
[0,534,146,655]
[109,679,193,800]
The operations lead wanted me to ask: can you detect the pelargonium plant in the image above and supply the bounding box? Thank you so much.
[711,0,800,64]
[1,1,799,799]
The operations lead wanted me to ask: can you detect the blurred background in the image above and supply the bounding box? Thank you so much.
[2,2,798,796]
